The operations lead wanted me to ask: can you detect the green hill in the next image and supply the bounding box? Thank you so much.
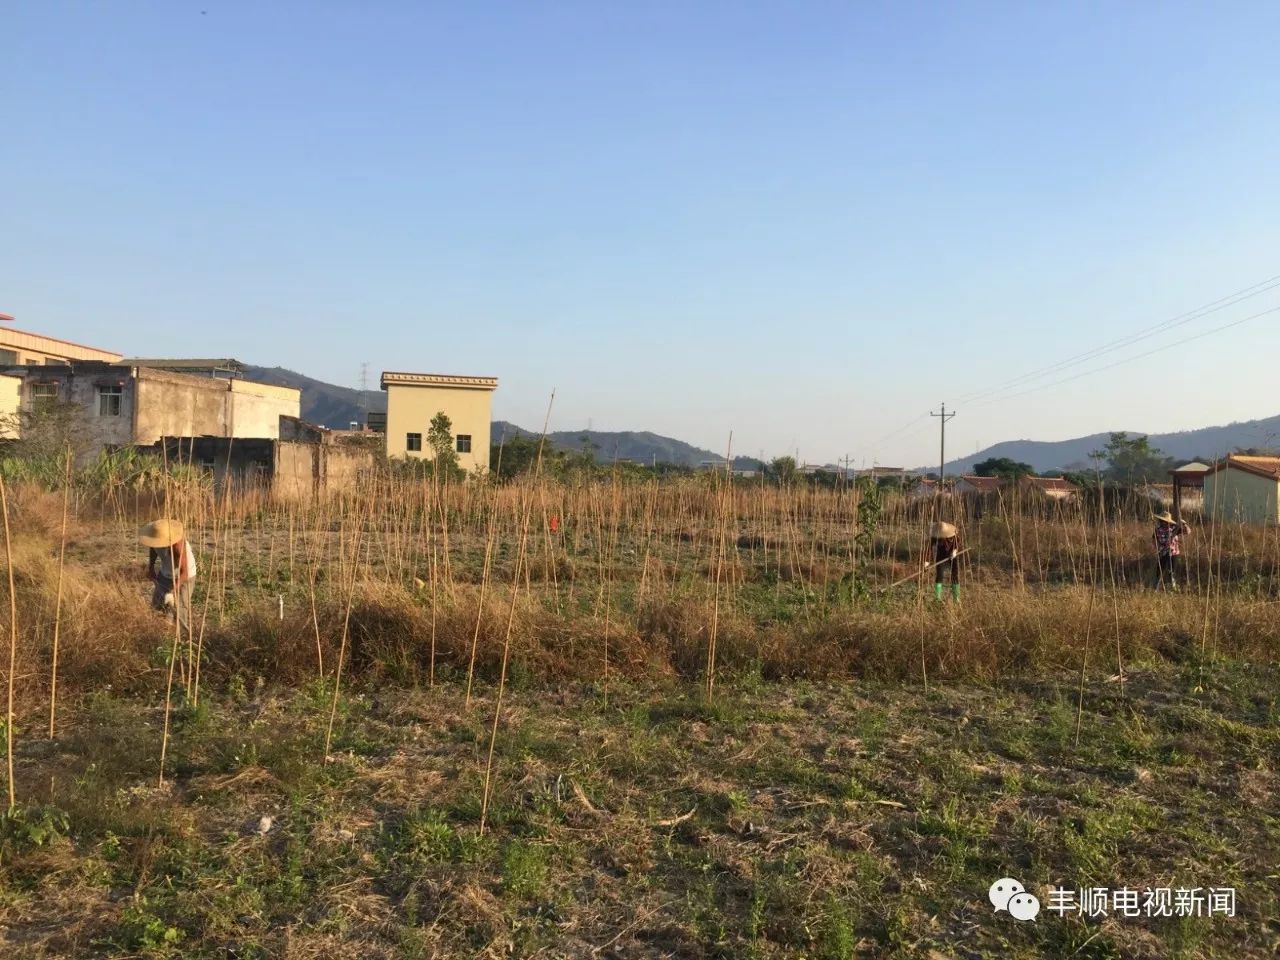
[244,365,748,468]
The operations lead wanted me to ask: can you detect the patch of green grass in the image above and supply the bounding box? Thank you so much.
[106,898,184,956]
[645,695,746,731]
[501,839,551,899]
[815,894,858,960]
[7,664,1277,959]
[1058,792,1159,880]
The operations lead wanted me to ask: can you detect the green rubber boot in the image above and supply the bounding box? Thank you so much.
[934,582,944,602]
[951,583,961,602]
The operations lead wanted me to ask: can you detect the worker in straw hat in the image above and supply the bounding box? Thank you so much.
[1152,510,1190,590]
[139,519,197,634]
[927,520,962,602]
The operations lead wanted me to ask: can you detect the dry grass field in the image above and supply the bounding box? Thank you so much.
[0,471,1277,958]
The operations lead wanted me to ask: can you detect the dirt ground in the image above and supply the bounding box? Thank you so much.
[2,660,1277,959]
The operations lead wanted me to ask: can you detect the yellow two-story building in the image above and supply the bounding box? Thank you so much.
[381,371,498,474]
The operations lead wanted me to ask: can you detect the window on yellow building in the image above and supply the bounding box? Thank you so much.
[456,434,472,454]
[406,432,422,452]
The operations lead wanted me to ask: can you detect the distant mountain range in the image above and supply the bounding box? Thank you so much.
[491,421,761,469]
[941,416,1280,475]
[246,365,1279,474]
[245,365,385,427]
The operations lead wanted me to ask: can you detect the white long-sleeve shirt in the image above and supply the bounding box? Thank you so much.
[157,542,197,581]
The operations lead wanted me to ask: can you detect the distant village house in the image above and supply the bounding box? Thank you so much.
[0,318,123,439]
[4,359,301,463]
[1203,455,1280,525]
[954,475,1004,496]
[1017,475,1080,502]
[380,371,498,473]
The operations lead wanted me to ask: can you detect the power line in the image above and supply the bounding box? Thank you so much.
[973,301,1280,406]
[955,272,1280,404]
[867,270,1280,466]
[865,416,940,467]
[867,412,931,451]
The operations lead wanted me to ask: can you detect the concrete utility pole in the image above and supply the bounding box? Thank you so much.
[931,403,956,483]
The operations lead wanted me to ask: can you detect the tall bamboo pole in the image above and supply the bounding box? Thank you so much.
[479,392,554,835]
[324,498,368,760]
[706,433,732,702]
[1,475,17,811]
[48,448,72,739]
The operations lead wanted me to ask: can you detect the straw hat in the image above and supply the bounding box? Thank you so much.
[1154,511,1175,524]
[138,518,184,548]
[930,521,957,539]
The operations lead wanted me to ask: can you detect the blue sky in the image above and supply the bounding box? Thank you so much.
[4,2,1279,466]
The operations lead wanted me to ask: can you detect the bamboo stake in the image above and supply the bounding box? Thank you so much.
[48,447,72,740]
[1,475,17,811]
[706,433,732,702]
[1074,538,1099,746]
[428,491,439,688]
[464,488,500,709]
[601,459,623,699]
[157,465,187,788]
[157,579,184,788]
[324,499,367,760]
[479,392,554,836]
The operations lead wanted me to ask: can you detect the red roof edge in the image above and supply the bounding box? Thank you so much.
[1205,456,1280,481]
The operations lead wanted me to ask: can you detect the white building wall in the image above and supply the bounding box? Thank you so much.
[1204,467,1279,525]
[229,379,301,438]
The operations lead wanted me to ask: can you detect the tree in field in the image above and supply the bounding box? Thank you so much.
[6,401,85,459]
[973,457,1035,480]
[427,411,461,477]
[570,435,600,474]
[769,456,798,486]
[1092,432,1172,484]
[491,433,540,480]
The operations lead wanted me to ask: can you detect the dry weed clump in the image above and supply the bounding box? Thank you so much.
[635,593,757,679]
[7,484,72,541]
[0,532,164,715]
[48,577,166,696]
[0,472,1277,717]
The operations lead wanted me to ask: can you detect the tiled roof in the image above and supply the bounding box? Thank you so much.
[1229,455,1280,468]
[1207,455,1280,481]
[1021,475,1079,492]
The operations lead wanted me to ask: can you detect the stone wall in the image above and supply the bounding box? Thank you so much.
[153,437,373,500]
[133,369,230,446]
[159,437,275,492]
[273,441,319,500]
[320,445,373,495]
[229,378,301,437]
